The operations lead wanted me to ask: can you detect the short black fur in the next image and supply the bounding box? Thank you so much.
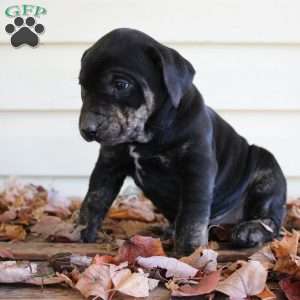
[78,28,287,255]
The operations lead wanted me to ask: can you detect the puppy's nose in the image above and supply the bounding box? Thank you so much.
[81,126,97,140]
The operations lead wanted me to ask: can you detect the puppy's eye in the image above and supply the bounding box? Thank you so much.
[114,79,129,91]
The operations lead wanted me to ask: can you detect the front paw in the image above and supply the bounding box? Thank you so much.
[231,220,273,248]
[81,226,97,243]
[175,223,208,256]
[78,206,97,243]
[78,202,89,226]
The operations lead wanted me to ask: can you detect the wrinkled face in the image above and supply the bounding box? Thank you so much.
[79,67,155,145]
[78,29,195,146]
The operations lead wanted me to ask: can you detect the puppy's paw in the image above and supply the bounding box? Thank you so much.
[80,226,97,243]
[78,204,89,226]
[231,220,273,248]
[175,224,209,256]
[175,241,198,256]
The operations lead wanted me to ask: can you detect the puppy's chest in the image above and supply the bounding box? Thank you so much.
[128,146,177,186]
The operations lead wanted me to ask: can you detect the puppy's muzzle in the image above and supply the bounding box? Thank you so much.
[79,111,101,142]
[81,126,97,141]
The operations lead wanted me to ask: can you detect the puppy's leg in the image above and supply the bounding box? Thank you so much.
[175,150,217,255]
[79,147,127,242]
[232,148,287,248]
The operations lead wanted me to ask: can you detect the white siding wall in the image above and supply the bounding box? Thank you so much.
[0,0,299,196]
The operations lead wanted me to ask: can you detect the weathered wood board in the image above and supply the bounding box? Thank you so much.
[0,241,260,262]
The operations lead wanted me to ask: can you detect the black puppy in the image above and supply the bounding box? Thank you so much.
[78,28,286,255]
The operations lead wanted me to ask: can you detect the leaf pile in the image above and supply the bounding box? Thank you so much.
[286,197,300,230]
[1,232,299,299]
[0,179,300,299]
[0,178,168,244]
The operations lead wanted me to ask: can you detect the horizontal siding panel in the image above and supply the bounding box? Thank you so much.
[1,45,300,111]
[0,176,298,197]
[0,176,135,198]
[0,111,299,176]
[0,0,300,43]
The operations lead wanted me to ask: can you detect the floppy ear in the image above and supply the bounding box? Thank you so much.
[148,45,195,108]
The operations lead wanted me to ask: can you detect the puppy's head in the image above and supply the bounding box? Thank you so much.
[79,28,195,145]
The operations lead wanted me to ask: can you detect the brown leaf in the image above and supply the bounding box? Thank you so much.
[110,262,159,298]
[109,191,157,223]
[279,277,300,300]
[17,207,42,225]
[180,247,218,273]
[108,207,155,222]
[0,209,17,223]
[44,189,72,219]
[75,263,112,300]
[249,245,276,269]
[115,235,165,264]
[216,260,267,298]
[0,224,26,241]
[68,197,82,212]
[274,254,300,279]
[137,256,198,278]
[118,220,153,237]
[256,285,277,300]
[271,230,299,258]
[31,215,83,242]
[93,254,116,265]
[285,199,300,230]
[170,270,221,297]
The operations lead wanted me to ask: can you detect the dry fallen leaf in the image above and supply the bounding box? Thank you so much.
[0,261,37,283]
[115,235,165,264]
[109,189,157,223]
[31,215,83,242]
[216,260,267,298]
[44,189,72,219]
[75,263,112,300]
[137,256,198,279]
[170,270,221,297]
[279,276,300,300]
[271,230,299,258]
[93,254,116,265]
[249,244,276,269]
[0,208,17,223]
[256,285,277,300]
[180,247,218,273]
[108,207,155,223]
[110,262,159,298]
[274,254,300,279]
[115,271,158,298]
[0,224,26,241]
[285,199,300,230]
[118,220,154,237]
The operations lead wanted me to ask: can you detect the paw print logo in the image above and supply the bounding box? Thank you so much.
[5,17,45,48]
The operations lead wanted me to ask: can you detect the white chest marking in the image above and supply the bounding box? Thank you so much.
[129,146,144,184]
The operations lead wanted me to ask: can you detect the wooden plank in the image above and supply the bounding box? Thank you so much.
[1,44,300,111]
[0,242,116,261]
[0,285,170,300]
[0,241,262,262]
[0,0,300,43]
[0,286,84,300]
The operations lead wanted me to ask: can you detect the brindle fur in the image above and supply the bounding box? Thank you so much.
[78,28,287,255]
